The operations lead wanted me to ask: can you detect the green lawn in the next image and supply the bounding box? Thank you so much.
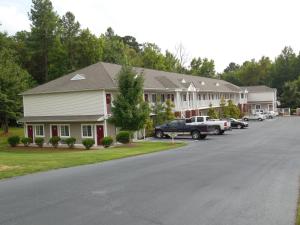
[0,128,185,179]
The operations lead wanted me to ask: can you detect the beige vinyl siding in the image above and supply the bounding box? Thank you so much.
[247,92,275,102]
[23,91,105,117]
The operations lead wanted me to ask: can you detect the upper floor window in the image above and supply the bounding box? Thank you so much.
[203,94,206,100]
[35,125,45,137]
[182,94,187,101]
[152,94,156,102]
[241,93,244,99]
[197,94,201,100]
[144,94,149,102]
[161,94,165,102]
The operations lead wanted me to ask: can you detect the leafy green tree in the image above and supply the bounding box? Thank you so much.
[224,62,240,73]
[207,104,219,119]
[189,57,215,78]
[152,96,166,127]
[165,99,175,121]
[227,100,241,118]
[0,49,33,133]
[280,78,300,108]
[110,65,149,131]
[219,97,229,118]
[28,0,59,83]
[140,43,166,71]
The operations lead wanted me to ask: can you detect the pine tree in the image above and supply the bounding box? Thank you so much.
[110,65,149,131]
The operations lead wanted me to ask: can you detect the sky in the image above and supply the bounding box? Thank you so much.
[1,0,300,72]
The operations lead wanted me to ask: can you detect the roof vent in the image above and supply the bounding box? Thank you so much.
[71,74,86,81]
[181,79,186,83]
[201,81,205,85]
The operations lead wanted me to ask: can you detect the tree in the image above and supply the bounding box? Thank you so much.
[219,97,229,118]
[227,100,241,119]
[152,96,166,127]
[207,104,219,119]
[28,0,59,83]
[59,11,81,71]
[110,65,149,131]
[280,78,300,108]
[0,49,33,133]
[165,99,175,121]
[224,62,240,73]
[189,57,216,78]
[140,43,166,71]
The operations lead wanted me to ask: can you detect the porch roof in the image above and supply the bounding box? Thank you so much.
[19,115,104,123]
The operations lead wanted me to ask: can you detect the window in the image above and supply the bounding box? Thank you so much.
[241,93,244,99]
[255,104,261,109]
[203,94,206,100]
[152,94,157,103]
[212,94,214,100]
[60,125,70,137]
[82,125,93,138]
[171,94,174,102]
[144,94,149,102]
[161,94,165,102]
[182,94,187,101]
[35,125,44,137]
[197,117,204,122]
[197,94,201,100]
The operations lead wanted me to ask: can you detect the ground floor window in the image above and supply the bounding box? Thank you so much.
[255,104,261,109]
[35,124,44,137]
[60,125,70,137]
[82,125,93,138]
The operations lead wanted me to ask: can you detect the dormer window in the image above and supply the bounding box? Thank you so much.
[181,79,186,83]
[216,82,220,86]
[201,81,205,85]
[71,74,86,81]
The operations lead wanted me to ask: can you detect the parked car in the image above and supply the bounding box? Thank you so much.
[186,116,231,135]
[228,118,248,129]
[243,113,265,121]
[155,119,216,140]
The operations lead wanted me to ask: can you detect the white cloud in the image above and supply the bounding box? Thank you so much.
[0,5,30,34]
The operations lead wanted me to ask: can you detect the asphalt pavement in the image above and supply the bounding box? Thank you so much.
[1,117,300,225]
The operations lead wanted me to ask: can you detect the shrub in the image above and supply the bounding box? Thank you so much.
[7,136,20,147]
[102,136,114,148]
[116,131,130,144]
[21,137,32,147]
[49,136,61,148]
[82,138,95,150]
[64,137,76,149]
[35,137,44,147]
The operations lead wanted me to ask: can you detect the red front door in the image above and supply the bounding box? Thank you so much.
[96,125,104,146]
[51,125,58,137]
[27,125,33,142]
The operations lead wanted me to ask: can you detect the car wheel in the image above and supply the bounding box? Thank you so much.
[192,130,200,140]
[199,134,207,140]
[237,124,242,129]
[244,118,249,121]
[155,130,163,138]
[258,118,263,121]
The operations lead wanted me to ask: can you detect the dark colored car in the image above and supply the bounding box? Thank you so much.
[228,118,248,129]
[154,119,215,140]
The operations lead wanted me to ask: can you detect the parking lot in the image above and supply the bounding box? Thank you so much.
[1,117,300,225]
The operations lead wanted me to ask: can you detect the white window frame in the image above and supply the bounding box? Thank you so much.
[255,104,261,110]
[60,124,71,138]
[81,124,94,138]
[35,124,45,137]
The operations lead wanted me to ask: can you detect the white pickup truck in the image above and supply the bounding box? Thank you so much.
[186,116,231,135]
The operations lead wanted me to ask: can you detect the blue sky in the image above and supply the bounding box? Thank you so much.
[1,0,300,72]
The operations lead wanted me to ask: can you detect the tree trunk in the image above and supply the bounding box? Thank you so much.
[1,116,9,134]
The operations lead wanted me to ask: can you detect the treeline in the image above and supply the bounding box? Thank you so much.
[221,47,300,108]
[1,0,300,132]
[0,0,216,85]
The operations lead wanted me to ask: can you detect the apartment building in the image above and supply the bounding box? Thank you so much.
[20,62,256,145]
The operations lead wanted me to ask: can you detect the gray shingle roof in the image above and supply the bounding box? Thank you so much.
[241,85,276,93]
[22,62,241,95]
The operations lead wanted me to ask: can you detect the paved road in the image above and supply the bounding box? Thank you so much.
[1,117,300,225]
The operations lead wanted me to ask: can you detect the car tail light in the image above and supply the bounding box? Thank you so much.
[224,122,227,127]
